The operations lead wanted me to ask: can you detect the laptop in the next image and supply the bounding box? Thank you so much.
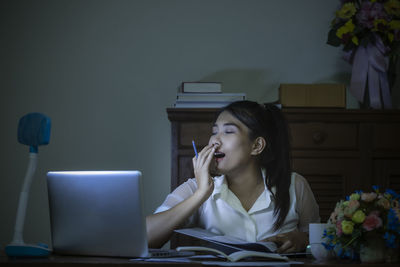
[47,170,192,258]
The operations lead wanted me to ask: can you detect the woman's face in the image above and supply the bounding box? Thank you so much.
[209,111,256,175]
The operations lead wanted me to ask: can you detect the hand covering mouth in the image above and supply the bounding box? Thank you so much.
[214,151,225,158]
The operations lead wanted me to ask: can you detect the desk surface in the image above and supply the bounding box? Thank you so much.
[1,255,398,267]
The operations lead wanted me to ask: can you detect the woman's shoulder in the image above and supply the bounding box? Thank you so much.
[291,172,307,184]
[291,172,312,193]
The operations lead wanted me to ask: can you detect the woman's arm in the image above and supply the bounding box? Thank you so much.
[146,144,216,248]
[263,173,319,253]
[146,190,209,248]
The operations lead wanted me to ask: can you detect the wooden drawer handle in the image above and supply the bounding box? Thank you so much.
[312,131,325,144]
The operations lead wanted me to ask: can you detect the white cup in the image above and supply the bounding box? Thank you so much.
[309,223,335,261]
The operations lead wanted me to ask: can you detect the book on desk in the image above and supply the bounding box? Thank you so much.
[174,228,292,262]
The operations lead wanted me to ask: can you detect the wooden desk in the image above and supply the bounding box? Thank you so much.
[1,255,398,267]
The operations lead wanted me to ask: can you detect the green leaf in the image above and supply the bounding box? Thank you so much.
[327,28,342,47]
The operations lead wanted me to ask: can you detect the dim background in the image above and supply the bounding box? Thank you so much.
[1,0,399,249]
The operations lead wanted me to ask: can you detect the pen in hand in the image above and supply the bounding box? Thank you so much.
[192,140,198,158]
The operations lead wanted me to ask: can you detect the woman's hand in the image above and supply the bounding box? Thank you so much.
[147,144,217,248]
[263,230,308,253]
[192,144,216,200]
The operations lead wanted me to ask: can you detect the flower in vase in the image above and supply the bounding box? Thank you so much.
[385,0,400,16]
[327,0,400,109]
[352,210,366,223]
[342,220,355,234]
[324,186,400,258]
[362,211,383,231]
[361,192,377,202]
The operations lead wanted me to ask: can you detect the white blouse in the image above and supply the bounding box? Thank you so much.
[155,172,320,242]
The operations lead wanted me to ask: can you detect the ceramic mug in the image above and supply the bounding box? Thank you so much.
[309,223,335,261]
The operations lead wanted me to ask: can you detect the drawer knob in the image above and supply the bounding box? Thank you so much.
[312,131,325,144]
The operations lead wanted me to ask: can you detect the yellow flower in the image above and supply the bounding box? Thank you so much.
[389,20,400,30]
[352,210,366,223]
[336,3,356,19]
[373,19,388,32]
[349,193,360,201]
[342,220,354,235]
[352,36,359,45]
[336,20,355,39]
[384,0,400,17]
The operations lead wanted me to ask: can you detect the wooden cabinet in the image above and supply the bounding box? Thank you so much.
[167,108,400,223]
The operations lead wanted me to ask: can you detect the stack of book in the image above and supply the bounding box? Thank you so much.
[181,82,222,93]
[174,82,246,108]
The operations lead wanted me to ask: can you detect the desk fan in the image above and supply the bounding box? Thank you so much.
[5,113,52,257]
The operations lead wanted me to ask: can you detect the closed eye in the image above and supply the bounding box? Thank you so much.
[224,126,237,134]
[212,123,238,135]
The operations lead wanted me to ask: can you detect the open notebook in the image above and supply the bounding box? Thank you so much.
[47,170,192,258]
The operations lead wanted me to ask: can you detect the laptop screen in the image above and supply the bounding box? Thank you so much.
[47,170,148,258]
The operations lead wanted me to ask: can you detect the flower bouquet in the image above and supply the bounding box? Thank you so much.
[324,186,400,262]
[327,0,400,109]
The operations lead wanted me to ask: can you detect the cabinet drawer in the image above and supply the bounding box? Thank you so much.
[289,123,358,150]
[373,123,400,150]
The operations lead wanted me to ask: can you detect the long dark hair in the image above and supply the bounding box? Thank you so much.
[217,100,292,231]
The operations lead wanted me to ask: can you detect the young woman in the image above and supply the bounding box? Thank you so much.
[146,100,320,253]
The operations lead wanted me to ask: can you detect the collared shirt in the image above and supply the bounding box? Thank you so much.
[155,172,320,242]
